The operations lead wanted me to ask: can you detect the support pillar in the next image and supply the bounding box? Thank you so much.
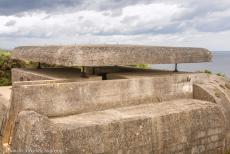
[37,62,41,69]
[174,63,178,72]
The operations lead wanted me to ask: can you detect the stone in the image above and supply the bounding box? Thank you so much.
[12,45,212,66]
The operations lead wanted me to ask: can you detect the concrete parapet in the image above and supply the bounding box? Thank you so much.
[10,99,226,154]
[4,72,210,146]
[10,74,195,118]
[193,75,230,151]
[12,68,102,83]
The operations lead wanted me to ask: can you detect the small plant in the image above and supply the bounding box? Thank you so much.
[214,88,221,98]
[217,72,225,77]
[204,69,212,74]
[130,64,150,69]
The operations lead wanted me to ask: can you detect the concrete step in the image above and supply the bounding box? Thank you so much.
[11,99,226,154]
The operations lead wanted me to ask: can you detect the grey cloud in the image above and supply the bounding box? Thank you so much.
[5,20,16,26]
[0,0,83,15]
[175,0,230,21]
[42,15,51,20]
[195,17,230,32]
[94,21,184,36]
[0,0,152,16]
[1,0,230,39]
[121,15,140,24]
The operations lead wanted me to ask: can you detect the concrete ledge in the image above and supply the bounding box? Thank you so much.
[12,68,102,83]
[12,45,212,66]
[10,99,226,153]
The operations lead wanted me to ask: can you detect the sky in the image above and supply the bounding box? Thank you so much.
[0,0,230,51]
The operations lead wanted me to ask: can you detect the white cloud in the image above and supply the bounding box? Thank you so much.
[0,0,230,50]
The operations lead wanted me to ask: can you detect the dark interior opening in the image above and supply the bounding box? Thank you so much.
[101,73,107,80]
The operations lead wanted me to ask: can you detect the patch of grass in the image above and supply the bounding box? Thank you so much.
[0,77,11,86]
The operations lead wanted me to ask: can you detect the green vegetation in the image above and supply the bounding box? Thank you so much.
[198,70,226,77]
[0,50,36,86]
[216,72,225,77]
[131,64,150,69]
[204,69,212,74]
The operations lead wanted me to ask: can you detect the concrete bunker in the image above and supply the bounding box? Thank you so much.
[0,45,230,153]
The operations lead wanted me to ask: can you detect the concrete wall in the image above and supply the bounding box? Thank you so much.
[12,68,102,83]
[7,67,230,154]
[11,99,226,154]
[5,73,208,145]
[0,98,8,153]
[10,74,195,118]
[193,76,230,151]
[12,68,52,82]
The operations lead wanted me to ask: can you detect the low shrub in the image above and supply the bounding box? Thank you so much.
[0,50,36,86]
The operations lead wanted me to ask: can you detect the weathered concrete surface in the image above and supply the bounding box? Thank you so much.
[12,45,212,66]
[193,75,230,151]
[12,68,102,83]
[10,74,196,118]
[5,72,209,147]
[11,99,226,154]
[0,99,7,154]
[0,87,11,154]
[3,65,230,154]
[107,71,207,80]
[0,86,11,104]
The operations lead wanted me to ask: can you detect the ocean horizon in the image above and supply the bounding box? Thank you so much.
[151,51,230,78]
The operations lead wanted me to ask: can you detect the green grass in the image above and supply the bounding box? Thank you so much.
[0,49,11,56]
[130,64,150,69]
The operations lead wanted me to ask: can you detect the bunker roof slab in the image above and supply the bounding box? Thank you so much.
[12,45,212,66]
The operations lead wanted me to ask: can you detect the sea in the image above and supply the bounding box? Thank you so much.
[151,51,230,78]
